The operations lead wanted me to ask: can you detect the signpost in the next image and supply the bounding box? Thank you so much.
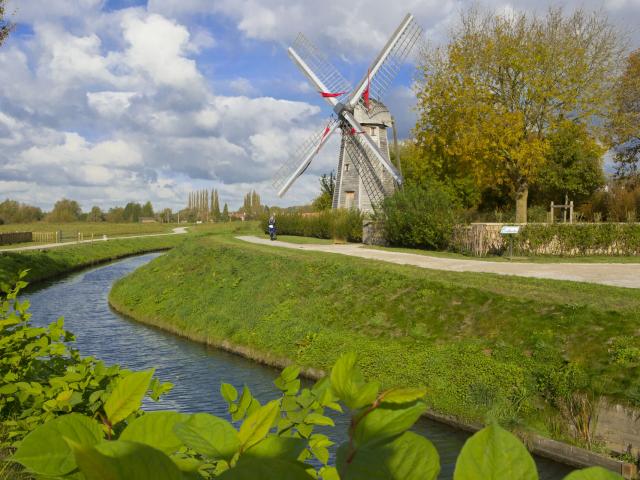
[500,225,520,260]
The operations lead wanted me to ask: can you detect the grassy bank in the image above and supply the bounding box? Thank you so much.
[0,235,187,284]
[109,234,640,444]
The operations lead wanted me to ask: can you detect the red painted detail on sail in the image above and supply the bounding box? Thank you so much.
[363,70,370,109]
[319,91,347,98]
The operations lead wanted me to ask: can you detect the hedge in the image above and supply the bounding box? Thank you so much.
[260,210,363,242]
[516,223,640,256]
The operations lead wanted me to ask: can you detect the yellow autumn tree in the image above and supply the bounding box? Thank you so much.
[608,49,640,178]
[415,8,622,222]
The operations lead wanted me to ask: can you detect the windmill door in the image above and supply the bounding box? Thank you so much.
[345,191,355,210]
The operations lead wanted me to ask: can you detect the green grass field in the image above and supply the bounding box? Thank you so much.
[0,221,178,239]
[109,233,640,446]
[0,235,187,284]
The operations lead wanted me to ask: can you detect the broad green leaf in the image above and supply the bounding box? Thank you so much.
[454,424,538,480]
[281,365,301,382]
[13,413,103,476]
[120,411,186,454]
[221,383,238,403]
[104,369,154,425]
[218,457,314,480]
[337,431,440,480]
[304,413,335,427]
[244,435,307,460]
[238,400,280,450]
[380,387,428,404]
[563,467,624,480]
[174,413,240,460]
[353,401,427,447]
[330,352,378,409]
[352,381,380,410]
[71,439,184,480]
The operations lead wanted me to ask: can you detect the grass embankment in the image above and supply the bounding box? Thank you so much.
[109,234,640,441]
[0,235,187,284]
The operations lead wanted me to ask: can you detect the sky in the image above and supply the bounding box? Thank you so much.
[1,0,639,212]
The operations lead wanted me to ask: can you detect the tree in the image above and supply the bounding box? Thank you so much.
[415,7,622,222]
[609,49,640,179]
[160,208,172,223]
[0,0,14,47]
[222,203,229,221]
[123,202,142,222]
[0,199,43,224]
[105,207,125,223]
[87,206,104,222]
[47,199,82,223]
[211,190,221,221]
[312,172,335,211]
[141,201,154,218]
[531,121,605,205]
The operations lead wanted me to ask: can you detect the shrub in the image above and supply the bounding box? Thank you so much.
[261,210,363,242]
[379,183,462,249]
[517,223,640,256]
[0,272,171,447]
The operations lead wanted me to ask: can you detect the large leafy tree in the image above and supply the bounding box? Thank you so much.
[608,49,640,179]
[532,121,605,205]
[0,0,13,47]
[47,199,82,223]
[415,8,621,222]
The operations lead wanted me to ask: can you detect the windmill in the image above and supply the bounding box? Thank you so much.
[272,14,423,213]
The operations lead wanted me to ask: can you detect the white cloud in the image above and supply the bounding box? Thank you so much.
[120,12,203,89]
[87,91,138,117]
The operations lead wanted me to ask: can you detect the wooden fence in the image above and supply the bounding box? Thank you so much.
[0,232,33,245]
[451,223,509,256]
[32,231,57,243]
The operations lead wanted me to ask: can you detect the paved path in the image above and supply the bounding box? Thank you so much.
[0,227,188,253]
[237,236,640,289]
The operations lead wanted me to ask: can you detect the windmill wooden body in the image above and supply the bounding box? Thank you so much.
[272,14,423,213]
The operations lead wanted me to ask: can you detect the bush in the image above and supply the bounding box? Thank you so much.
[0,272,171,447]
[517,223,640,256]
[261,210,363,242]
[379,183,462,249]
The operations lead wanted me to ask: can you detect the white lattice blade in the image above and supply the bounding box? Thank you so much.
[291,33,352,103]
[273,118,340,197]
[341,110,402,183]
[348,14,422,108]
[288,46,340,109]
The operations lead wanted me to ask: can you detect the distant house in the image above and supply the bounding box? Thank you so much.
[229,211,246,221]
[139,217,157,223]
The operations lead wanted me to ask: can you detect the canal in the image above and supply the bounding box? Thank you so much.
[24,253,574,479]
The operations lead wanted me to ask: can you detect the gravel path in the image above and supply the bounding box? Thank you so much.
[237,236,640,289]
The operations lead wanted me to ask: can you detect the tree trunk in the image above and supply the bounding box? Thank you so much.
[515,184,528,224]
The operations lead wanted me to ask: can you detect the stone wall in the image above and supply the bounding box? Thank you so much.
[596,401,640,457]
[362,220,387,246]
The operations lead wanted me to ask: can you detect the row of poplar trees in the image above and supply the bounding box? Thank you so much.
[187,189,229,222]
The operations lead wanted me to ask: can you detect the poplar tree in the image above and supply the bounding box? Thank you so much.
[222,203,229,221]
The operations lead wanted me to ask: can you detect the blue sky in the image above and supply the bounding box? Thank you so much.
[1,0,638,211]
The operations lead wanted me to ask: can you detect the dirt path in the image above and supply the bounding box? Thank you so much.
[0,227,189,253]
[237,236,640,289]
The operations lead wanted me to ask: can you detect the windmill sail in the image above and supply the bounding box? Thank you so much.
[291,33,352,103]
[272,116,340,197]
[350,15,423,110]
[341,129,389,209]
